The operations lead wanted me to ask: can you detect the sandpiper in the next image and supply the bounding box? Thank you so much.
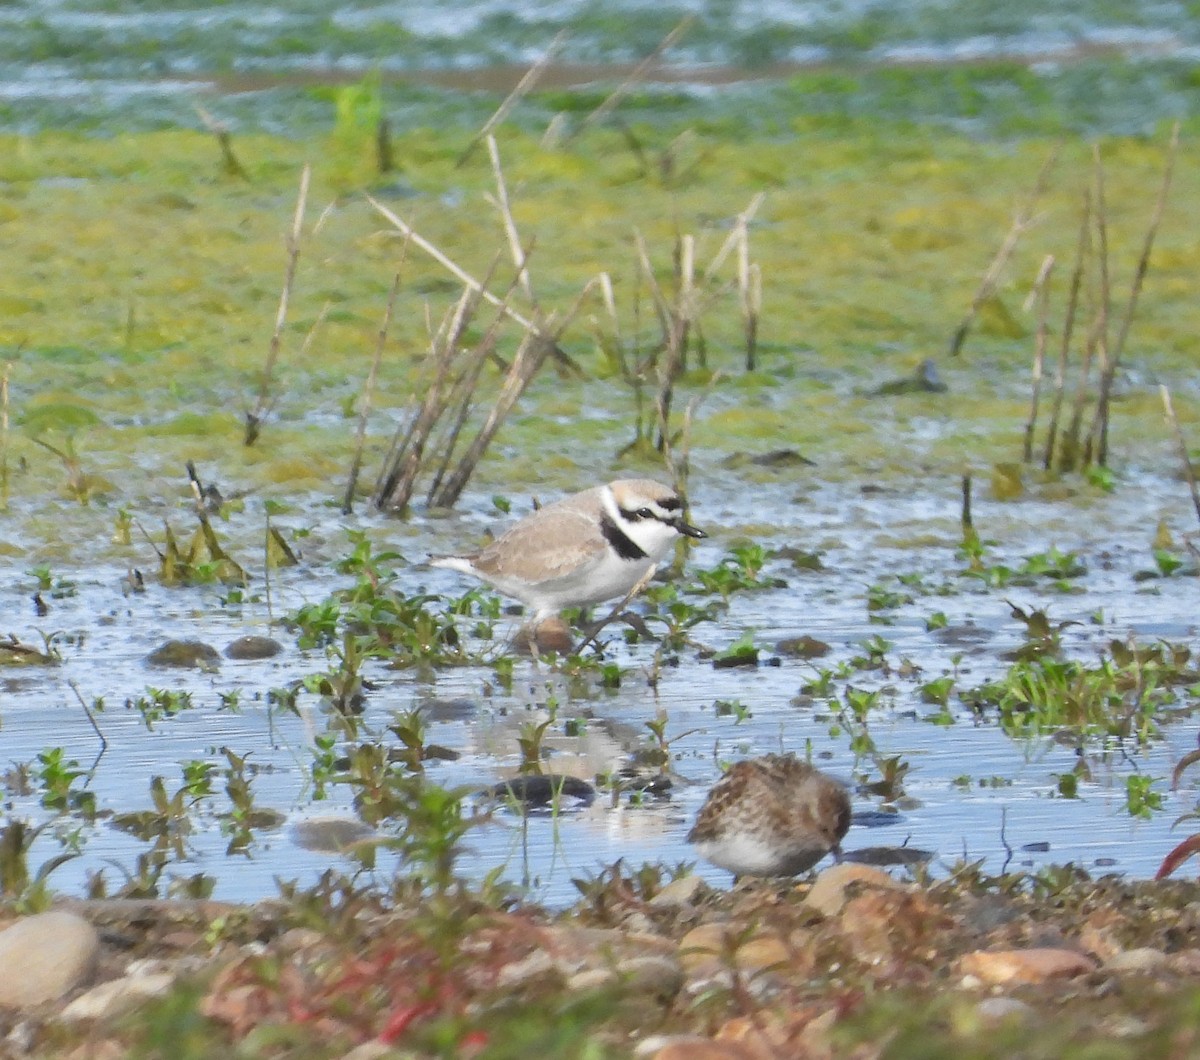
[687,754,851,877]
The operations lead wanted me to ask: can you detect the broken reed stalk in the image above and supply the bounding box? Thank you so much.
[431,280,599,509]
[343,270,402,515]
[486,135,536,306]
[1079,146,1112,469]
[1042,190,1091,471]
[949,143,1060,358]
[1160,386,1200,530]
[245,163,311,446]
[1087,122,1180,468]
[456,31,568,168]
[1021,255,1055,463]
[427,265,533,503]
[737,228,761,371]
[195,105,250,181]
[368,196,549,344]
[375,284,485,514]
[576,17,694,134]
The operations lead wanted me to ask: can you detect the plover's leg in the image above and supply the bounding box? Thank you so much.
[575,563,659,654]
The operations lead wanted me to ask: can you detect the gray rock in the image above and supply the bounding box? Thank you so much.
[1105,948,1169,975]
[976,997,1033,1023]
[223,635,283,660]
[290,816,376,853]
[145,639,220,668]
[60,971,175,1022]
[649,874,704,908]
[0,911,99,1008]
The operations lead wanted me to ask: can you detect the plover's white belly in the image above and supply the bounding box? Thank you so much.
[518,553,657,613]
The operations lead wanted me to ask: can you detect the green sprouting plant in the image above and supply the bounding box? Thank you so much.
[389,708,429,773]
[921,676,955,709]
[712,629,760,667]
[517,718,552,775]
[849,635,891,672]
[33,748,96,818]
[1125,774,1163,818]
[926,610,949,631]
[714,698,753,723]
[639,584,718,652]
[964,637,1190,743]
[27,565,78,599]
[0,819,75,910]
[111,775,198,862]
[126,687,194,730]
[689,544,783,600]
[867,580,914,615]
[303,631,374,716]
[1005,601,1079,661]
[311,733,338,798]
[1154,548,1186,577]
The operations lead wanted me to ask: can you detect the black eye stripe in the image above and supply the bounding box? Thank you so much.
[619,505,659,522]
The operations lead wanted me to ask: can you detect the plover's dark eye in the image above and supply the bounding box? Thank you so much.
[635,507,654,519]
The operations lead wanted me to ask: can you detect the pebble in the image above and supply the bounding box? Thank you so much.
[650,1038,760,1060]
[649,875,704,908]
[958,947,1097,986]
[804,862,906,918]
[60,971,175,1023]
[290,816,376,853]
[976,997,1034,1023]
[1104,948,1169,975]
[223,635,283,660]
[0,911,99,1008]
[145,639,221,668]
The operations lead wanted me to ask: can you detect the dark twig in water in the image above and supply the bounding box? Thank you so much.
[999,806,1013,875]
[1021,255,1055,463]
[195,105,250,181]
[949,143,1059,358]
[1087,122,1180,468]
[245,164,310,446]
[1160,386,1200,530]
[1042,190,1090,471]
[68,679,108,760]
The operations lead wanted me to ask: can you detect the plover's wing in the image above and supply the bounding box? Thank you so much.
[470,507,608,585]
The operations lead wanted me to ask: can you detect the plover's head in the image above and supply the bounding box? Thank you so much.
[603,479,705,561]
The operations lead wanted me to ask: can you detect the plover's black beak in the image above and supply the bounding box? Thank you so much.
[676,519,706,539]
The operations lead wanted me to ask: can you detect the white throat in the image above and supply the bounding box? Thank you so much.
[601,485,679,563]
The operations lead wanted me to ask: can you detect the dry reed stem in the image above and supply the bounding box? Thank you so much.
[485,135,535,306]
[1088,122,1180,468]
[700,193,764,285]
[1043,190,1090,470]
[195,105,250,181]
[1161,385,1200,529]
[1022,255,1055,462]
[427,265,533,503]
[432,279,598,508]
[457,31,568,167]
[949,144,1060,357]
[343,270,403,514]
[376,285,485,513]
[737,228,761,370]
[576,17,694,133]
[245,163,310,446]
[368,197,544,335]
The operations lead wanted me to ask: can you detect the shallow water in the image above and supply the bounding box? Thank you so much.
[6,460,1200,906]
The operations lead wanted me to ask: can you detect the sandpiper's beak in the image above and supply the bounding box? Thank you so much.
[676,519,706,539]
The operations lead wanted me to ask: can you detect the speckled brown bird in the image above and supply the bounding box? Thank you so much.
[687,754,851,877]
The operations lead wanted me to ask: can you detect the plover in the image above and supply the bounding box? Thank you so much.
[430,479,704,623]
[687,754,851,877]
